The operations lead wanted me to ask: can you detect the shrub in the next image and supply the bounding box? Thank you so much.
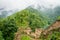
[0,31,4,40]
[21,35,31,40]
[0,17,18,40]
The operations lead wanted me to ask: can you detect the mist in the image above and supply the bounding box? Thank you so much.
[0,0,60,16]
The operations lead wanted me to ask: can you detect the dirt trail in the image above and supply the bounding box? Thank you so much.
[14,28,24,40]
[43,20,60,35]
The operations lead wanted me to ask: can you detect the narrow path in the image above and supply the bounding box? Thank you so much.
[43,21,60,35]
[14,28,24,40]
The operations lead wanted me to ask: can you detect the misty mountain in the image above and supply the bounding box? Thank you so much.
[29,4,60,17]
[0,8,19,18]
[0,4,60,26]
[0,8,4,10]
[31,4,60,20]
[26,5,60,28]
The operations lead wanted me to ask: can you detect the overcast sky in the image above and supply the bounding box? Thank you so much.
[0,0,60,11]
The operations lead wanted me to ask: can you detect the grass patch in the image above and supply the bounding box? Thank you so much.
[21,35,31,40]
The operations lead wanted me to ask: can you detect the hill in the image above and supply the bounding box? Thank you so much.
[0,7,60,40]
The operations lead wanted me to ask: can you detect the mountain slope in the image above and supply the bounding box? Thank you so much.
[0,5,60,40]
[10,7,50,29]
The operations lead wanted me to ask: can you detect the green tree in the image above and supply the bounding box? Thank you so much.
[0,31,4,40]
[0,17,18,40]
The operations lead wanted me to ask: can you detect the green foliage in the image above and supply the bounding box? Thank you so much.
[47,32,60,40]
[40,29,60,40]
[0,31,4,40]
[21,35,31,40]
[0,17,18,40]
[13,8,49,30]
[57,16,60,20]
[14,9,30,28]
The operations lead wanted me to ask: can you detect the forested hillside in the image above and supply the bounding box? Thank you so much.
[0,7,60,40]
